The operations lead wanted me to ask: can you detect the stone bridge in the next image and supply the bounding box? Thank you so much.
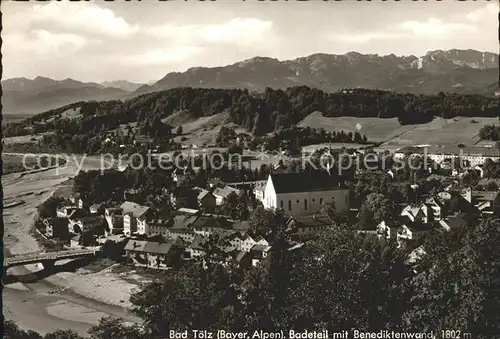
[4,249,98,272]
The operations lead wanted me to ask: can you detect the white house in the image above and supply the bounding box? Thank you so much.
[400,204,431,224]
[121,201,152,235]
[262,172,350,216]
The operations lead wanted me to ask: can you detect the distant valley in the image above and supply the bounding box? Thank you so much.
[1,77,142,115]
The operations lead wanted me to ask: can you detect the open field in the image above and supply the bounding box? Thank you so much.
[387,116,499,147]
[298,112,499,147]
[2,153,63,175]
[172,112,247,146]
[3,113,34,123]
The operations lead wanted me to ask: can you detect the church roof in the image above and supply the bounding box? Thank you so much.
[269,171,341,194]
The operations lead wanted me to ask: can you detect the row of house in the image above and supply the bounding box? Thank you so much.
[394,145,500,167]
[123,229,273,269]
[50,196,107,246]
[373,187,499,248]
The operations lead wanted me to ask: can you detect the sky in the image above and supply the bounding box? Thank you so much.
[2,0,498,83]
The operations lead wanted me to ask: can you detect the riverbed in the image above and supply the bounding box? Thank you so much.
[3,156,141,336]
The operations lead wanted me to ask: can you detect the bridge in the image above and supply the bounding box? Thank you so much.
[4,249,99,271]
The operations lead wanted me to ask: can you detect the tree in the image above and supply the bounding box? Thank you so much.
[130,265,242,337]
[286,230,411,331]
[220,192,240,219]
[228,142,243,155]
[88,317,142,339]
[320,198,336,219]
[358,193,397,229]
[249,206,278,234]
[37,197,67,219]
[44,330,84,339]
[175,125,183,136]
[403,219,500,336]
[3,321,42,339]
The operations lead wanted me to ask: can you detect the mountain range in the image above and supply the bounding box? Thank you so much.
[134,49,499,96]
[2,49,498,115]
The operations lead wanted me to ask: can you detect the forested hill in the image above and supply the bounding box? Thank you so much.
[4,86,499,139]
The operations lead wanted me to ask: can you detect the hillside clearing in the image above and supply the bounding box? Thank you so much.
[298,112,498,146]
[172,112,246,146]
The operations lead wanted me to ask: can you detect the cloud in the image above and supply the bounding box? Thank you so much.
[122,46,204,66]
[201,18,274,45]
[329,32,403,44]
[4,30,87,55]
[466,3,498,22]
[147,18,275,47]
[399,18,476,37]
[330,16,479,45]
[28,2,139,38]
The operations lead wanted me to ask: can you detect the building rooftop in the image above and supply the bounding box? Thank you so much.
[124,240,148,252]
[143,242,174,255]
[197,189,212,201]
[213,186,240,199]
[120,201,151,219]
[269,171,342,194]
[472,190,499,202]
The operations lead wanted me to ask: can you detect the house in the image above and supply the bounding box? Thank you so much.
[400,204,431,224]
[191,215,233,237]
[143,242,184,269]
[197,189,216,212]
[240,234,269,252]
[69,194,84,209]
[376,220,392,239]
[124,240,184,269]
[165,214,198,243]
[124,240,148,265]
[104,207,124,234]
[89,203,104,215]
[69,216,105,235]
[134,135,153,146]
[123,188,141,201]
[263,171,350,216]
[253,182,266,204]
[177,208,200,215]
[250,244,272,266]
[70,234,82,247]
[439,213,467,232]
[121,201,153,235]
[170,186,197,209]
[213,186,240,206]
[469,190,500,215]
[146,219,171,238]
[67,208,88,220]
[284,214,333,241]
[187,234,209,259]
[424,197,445,221]
[396,223,437,248]
[57,206,78,218]
[43,218,69,240]
[172,167,195,184]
